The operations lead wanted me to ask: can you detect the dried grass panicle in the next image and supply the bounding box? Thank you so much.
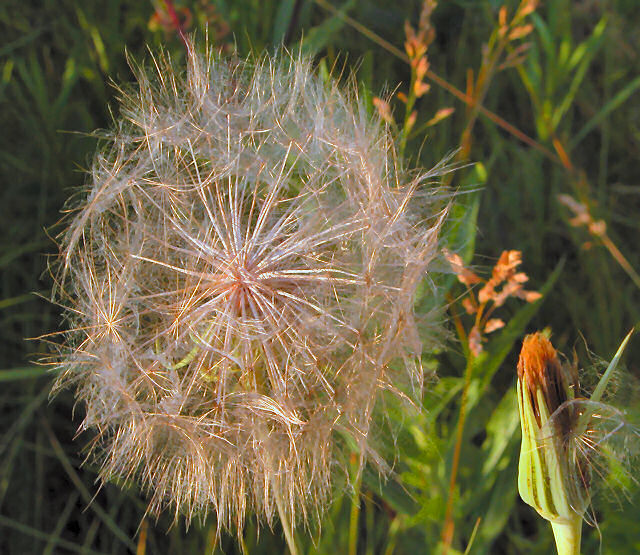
[51,43,450,532]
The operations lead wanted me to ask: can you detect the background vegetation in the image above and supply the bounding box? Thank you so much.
[1,0,639,553]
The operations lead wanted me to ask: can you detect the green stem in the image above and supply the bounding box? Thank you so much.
[398,82,417,160]
[551,517,582,555]
[383,517,400,555]
[441,357,474,552]
[348,469,363,555]
[274,490,299,555]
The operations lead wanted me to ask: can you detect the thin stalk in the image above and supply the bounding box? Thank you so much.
[163,0,189,49]
[398,79,418,159]
[562,145,640,291]
[274,489,299,555]
[136,519,148,555]
[364,493,375,555]
[349,466,363,555]
[463,517,482,555]
[458,33,506,161]
[445,293,469,357]
[383,517,400,555]
[441,357,474,553]
[599,233,640,290]
[41,418,137,552]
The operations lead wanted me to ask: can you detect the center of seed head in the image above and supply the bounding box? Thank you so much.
[228,265,257,311]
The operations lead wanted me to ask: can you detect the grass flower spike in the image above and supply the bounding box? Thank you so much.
[51,43,450,537]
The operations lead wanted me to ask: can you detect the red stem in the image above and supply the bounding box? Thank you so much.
[164,0,189,50]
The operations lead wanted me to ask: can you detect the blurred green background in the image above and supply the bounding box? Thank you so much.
[1,0,639,553]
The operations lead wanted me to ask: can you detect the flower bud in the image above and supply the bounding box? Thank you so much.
[517,333,588,555]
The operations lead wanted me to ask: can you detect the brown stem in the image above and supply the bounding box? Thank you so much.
[164,0,189,50]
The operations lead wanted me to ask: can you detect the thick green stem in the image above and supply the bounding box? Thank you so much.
[551,517,582,555]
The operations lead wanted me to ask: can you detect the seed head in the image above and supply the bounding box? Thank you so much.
[51,44,450,533]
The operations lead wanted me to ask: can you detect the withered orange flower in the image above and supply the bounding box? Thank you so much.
[517,333,587,555]
[445,249,541,356]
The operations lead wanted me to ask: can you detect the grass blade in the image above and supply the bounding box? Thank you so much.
[42,418,138,553]
[569,75,640,149]
[0,366,54,382]
[0,514,107,555]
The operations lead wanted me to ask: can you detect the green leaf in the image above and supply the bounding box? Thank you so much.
[591,328,634,405]
[0,514,107,555]
[480,388,519,479]
[0,367,54,382]
[271,0,297,46]
[550,17,607,131]
[0,386,50,460]
[53,57,79,115]
[476,454,519,551]
[0,240,49,269]
[357,50,374,109]
[45,422,138,552]
[458,191,481,267]
[0,28,44,58]
[423,377,465,422]
[439,168,483,298]
[446,167,484,264]
[0,293,40,310]
[15,55,49,123]
[43,491,81,555]
[294,0,355,56]
[575,329,634,435]
[570,75,640,149]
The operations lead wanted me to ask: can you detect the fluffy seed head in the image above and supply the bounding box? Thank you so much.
[52,44,449,532]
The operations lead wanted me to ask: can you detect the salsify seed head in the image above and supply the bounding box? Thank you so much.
[51,44,450,532]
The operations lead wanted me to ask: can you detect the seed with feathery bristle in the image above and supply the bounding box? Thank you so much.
[50,43,451,535]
